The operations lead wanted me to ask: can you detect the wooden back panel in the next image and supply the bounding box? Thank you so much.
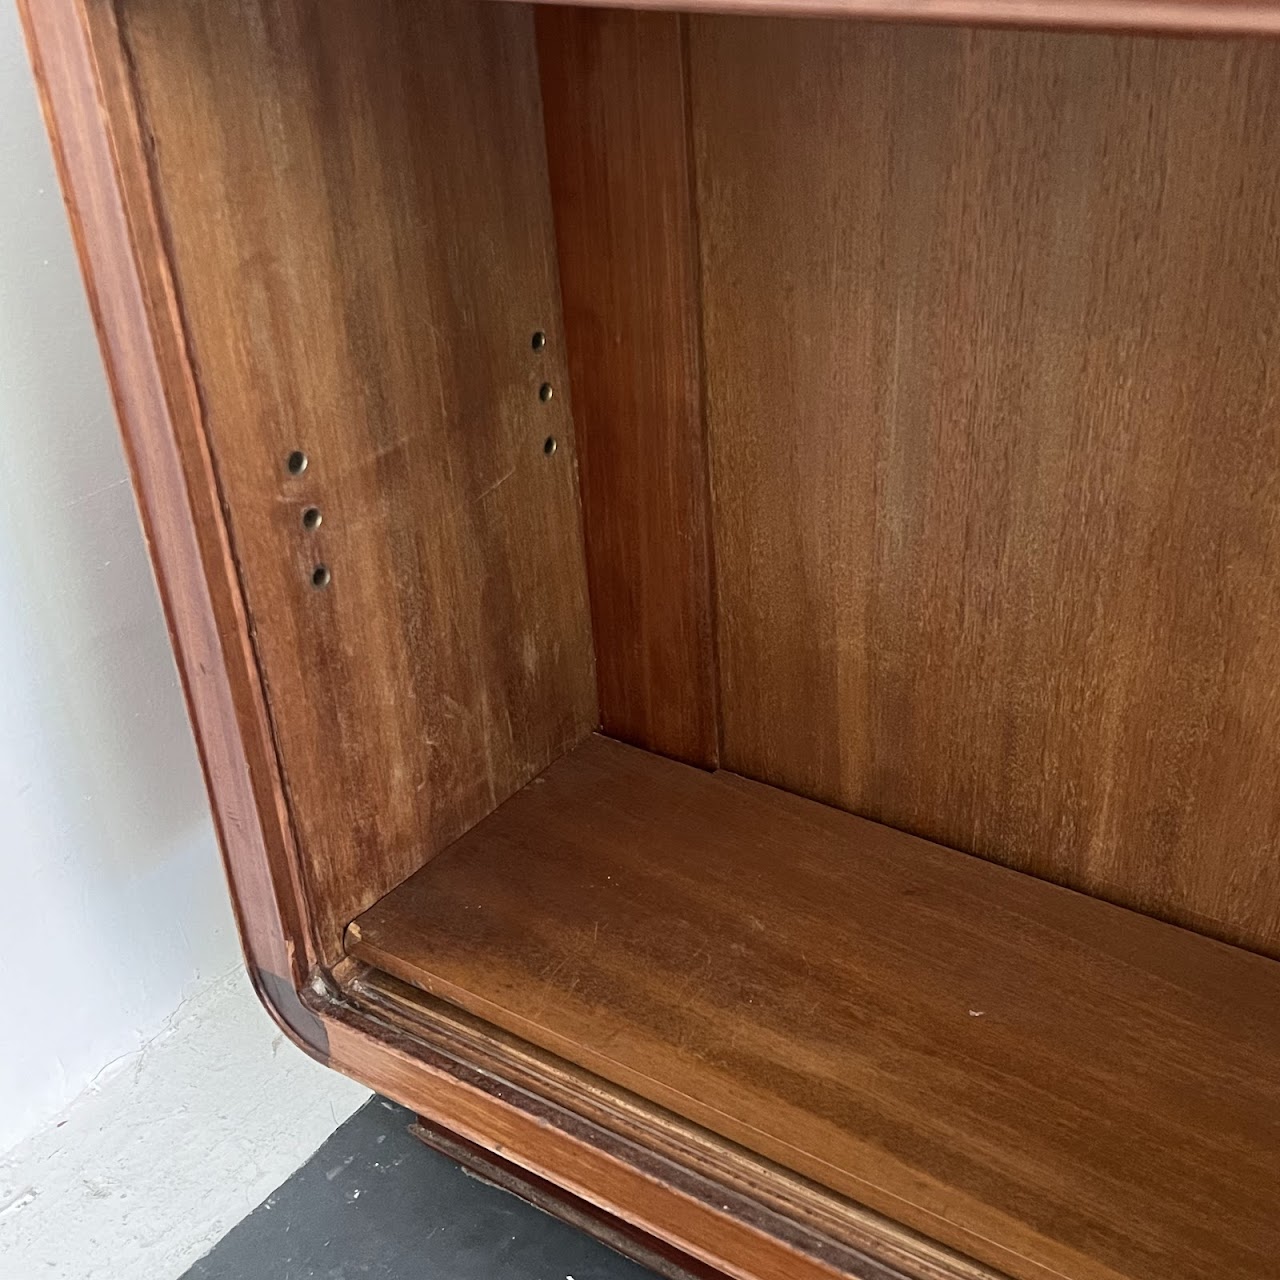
[118,0,597,957]
[692,20,1280,955]
[545,10,1280,956]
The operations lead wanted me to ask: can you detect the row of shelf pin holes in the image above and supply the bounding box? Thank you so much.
[285,330,557,590]
[533,329,557,455]
[283,449,328,588]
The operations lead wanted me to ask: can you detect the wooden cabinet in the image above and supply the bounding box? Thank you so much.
[21,1,1280,1277]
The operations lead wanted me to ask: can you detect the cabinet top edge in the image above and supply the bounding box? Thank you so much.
[511,0,1280,37]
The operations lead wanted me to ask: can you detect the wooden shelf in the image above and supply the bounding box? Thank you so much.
[347,735,1280,1280]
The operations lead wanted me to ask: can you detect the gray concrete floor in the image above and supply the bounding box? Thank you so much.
[180,1097,658,1279]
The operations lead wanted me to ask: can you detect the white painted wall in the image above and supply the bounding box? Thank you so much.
[0,3,241,1154]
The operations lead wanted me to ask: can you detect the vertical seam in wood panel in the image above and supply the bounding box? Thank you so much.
[107,0,326,965]
[679,14,723,768]
[534,6,607,741]
[528,8,603,736]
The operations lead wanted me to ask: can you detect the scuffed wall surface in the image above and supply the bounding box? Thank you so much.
[0,970,368,1278]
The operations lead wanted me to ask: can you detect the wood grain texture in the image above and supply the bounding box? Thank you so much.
[118,0,598,956]
[691,20,1280,956]
[538,7,718,767]
[349,734,1280,1280]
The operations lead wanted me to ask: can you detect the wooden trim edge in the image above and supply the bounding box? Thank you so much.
[254,966,330,1060]
[324,967,1005,1280]
[511,0,1280,36]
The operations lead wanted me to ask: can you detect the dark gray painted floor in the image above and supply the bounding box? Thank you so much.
[180,1097,658,1280]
